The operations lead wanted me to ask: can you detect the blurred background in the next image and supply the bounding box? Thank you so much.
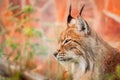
[0,0,120,80]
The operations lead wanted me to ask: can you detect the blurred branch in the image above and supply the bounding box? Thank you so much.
[0,58,45,80]
[103,10,120,23]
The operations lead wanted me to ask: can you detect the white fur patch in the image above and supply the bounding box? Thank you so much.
[69,19,76,26]
[78,56,87,76]
[71,63,75,73]
[73,56,88,80]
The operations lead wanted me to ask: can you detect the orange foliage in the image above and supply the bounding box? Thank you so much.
[2,11,14,27]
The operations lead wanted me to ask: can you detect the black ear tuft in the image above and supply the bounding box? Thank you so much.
[79,5,85,16]
[69,5,72,15]
[67,15,73,23]
[67,5,74,23]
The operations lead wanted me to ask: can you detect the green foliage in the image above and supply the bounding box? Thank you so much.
[0,48,2,58]
[5,37,19,50]
[14,51,21,61]
[0,72,21,80]
[8,72,21,80]
[104,73,115,80]
[104,65,120,80]
[10,43,19,50]
[116,65,120,78]
[23,5,34,13]
[22,27,42,37]
[0,2,49,79]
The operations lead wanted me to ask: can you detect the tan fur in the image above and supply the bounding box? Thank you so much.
[54,6,120,80]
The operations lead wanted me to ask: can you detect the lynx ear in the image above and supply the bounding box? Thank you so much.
[67,5,76,27]
[77,5,90,34]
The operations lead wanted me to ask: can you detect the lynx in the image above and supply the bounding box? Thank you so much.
[54,5,120,80]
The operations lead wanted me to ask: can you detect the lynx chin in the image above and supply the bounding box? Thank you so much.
[54,5,120,80]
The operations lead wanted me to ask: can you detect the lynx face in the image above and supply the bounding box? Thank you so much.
[54,6,95,72]
[54,25,87,62]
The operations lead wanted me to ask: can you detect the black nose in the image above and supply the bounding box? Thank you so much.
[53,52,58,57]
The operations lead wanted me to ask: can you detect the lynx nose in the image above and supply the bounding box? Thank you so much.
[53,52,58,57]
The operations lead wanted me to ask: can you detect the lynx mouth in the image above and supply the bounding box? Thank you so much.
[58,57,72,61]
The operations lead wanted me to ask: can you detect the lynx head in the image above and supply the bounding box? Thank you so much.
[54,5,96,72]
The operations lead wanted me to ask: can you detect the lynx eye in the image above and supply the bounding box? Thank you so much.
[64,39,71,44]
